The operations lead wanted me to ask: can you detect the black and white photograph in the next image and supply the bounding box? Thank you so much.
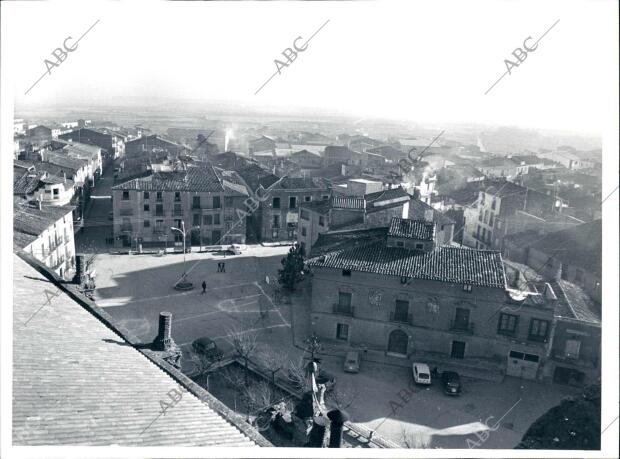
[1,1,618,458]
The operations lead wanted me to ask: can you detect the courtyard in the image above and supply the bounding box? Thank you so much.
[91,247,580,449]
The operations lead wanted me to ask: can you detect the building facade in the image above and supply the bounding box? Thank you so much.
[14,201,76,279]
[111,166,249,249]
[306,226,564,381]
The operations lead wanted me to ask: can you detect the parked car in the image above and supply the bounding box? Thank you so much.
[191,337,223,361]
[412,362,432,385]
[343,351,360,373]
[227,244,243,255]
[441,371,462,395]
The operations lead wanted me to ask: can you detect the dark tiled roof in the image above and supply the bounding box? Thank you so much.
[299,199,332,215]
[44,153,88,171]
[235,164,280,192]
[112,166,246,194]
[388,218,435,241]
[552,280,601,325]
[332,196,365,209]
[529,219,601,274]
[14,202,75,246]
[13,168,42,195]
[125,134,181,148]
[308,242,506,288]
[278,177,328,190]
[12,254,261,447]
[310,227,389,257]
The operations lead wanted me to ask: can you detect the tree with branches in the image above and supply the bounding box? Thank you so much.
[225,325,260,386]
[257,349,289,397]
[220,365,246,412]
[325,386,358,411]
[304,333,323,362]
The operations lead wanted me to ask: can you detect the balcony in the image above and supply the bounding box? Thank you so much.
[51,257,66,270]
[450,320,475,334]
[332,304,354,316]
[119,208,134,216]
[389,311,413,325]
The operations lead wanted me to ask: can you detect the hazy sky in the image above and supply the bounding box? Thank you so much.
[3,0,618,135]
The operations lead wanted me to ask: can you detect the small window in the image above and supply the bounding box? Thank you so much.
[174,191,181,202]
[224,196,234,207]
[156,192,163,201]
[528,319,550,342]
[415,243,423,250]
[203,214,213,225]
[400,276,409,284]
[396,241,405,248]
[213,196,221,208]
[304,196,311,202]
[497,313,518,335]
[463,284,472,292]
[144,192,150,200]
[192,196,201,209]
[122,191,130,200]
[342,269,351,277]
[144,204,150,212]
[300,209,310,221]
[272,215,280,228]
[143,220,150,228]
[213,213,220,225]
[322,195,329,201]
[289,196,297,209]
[192,214,200,226]
[319,216,325,227]
[301,226,307,237]
[336,323,349,341]
[272,197,281,209]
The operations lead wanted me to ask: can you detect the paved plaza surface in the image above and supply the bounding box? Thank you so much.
[92,248,579,449]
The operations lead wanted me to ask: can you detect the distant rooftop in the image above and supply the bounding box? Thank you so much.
[388,217,435,241]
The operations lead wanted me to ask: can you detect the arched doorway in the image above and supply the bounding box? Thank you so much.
[387,329,408,355]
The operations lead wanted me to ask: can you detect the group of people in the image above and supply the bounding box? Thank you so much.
[200,261,226,294]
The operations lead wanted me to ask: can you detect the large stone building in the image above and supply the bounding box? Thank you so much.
[125,135,183,160]
[111,166,250,249]
[306,222,568,382]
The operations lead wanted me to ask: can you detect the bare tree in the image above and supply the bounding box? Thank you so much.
[188,350,223,380]
[285,358,312,393]
[225,325,260,386]
[400,426,432,449]
[256,349,289,396]
[242,380,281,423]
[303,333,322,362]
[220,365,246,412]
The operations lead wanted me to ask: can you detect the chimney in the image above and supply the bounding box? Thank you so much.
[36,198,42,210]
[153,312,175,351]
[327,409,349,448]
[62,171,67,183]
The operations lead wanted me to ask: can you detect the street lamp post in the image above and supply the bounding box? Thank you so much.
[170,221,187,278]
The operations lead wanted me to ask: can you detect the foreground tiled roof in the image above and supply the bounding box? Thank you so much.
[13,167,42,195]
[307,242,506,288]
[309,227,389,257]
[12,254,262,446]
[112,166,247,194]
[388,218,435,241]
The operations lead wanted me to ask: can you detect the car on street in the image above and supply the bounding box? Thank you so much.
[412,362,432,385]
[440,370,462,395]
[343,351,361,373]
[227,244,243,255]
[191,337,224,361]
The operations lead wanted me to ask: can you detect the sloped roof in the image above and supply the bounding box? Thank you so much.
[277,177,328,190]
[235,163,280,192]
[44,153,88,171]
[112,166,247,194]
[13,168,42,195]
[13,202,75,245]
[388,217,435,241]
[310,227,389,257]
[529,219,601,274]
[12,254,263,446]
[307,242,506,288]
[552,280,601,325]
[408,199,455,226]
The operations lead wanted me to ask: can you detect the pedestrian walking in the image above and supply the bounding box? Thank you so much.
[220,261,226,273]
[201,281,207,294]
[217,262,223,273]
